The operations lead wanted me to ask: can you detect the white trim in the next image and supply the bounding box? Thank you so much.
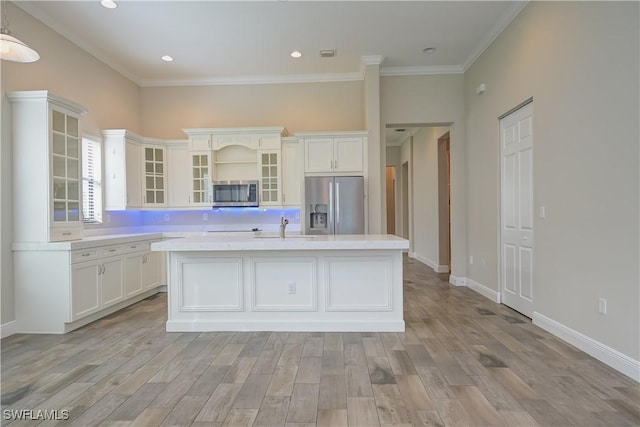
[381,65,464,76]
[408,253,449,274]
[1,321,17,339]
[449,275,466,287]
[533,312,640,382]
[466,278,501,303]
[462,1,529,71]
[140,72,364,87]
[167,320,405,332]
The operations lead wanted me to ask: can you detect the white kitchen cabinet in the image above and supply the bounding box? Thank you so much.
[189,151,212,205]
[188,134,212,151]
[14,236,166,334]
[142,145,167,206]
[71,260,101,320]
[9,91,87,242]
[258,150,281,205]
[142,251,163,290]
[103,130,143,210]
[300,132,367,175]
[281,138,302,206]
[167,145,191,207]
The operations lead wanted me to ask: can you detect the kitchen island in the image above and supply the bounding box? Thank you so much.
[151,234,409,332]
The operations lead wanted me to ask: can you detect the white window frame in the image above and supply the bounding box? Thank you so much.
[82,135,103,224]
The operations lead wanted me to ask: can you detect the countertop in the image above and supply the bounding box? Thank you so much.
[150,233,409,251]
[12,233,164,251]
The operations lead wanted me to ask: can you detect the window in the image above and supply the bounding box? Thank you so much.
[82,137,103,223]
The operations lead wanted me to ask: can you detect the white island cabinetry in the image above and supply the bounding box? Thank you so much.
[151,234,409,332]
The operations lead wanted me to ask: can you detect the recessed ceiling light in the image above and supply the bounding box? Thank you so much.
[101,0,117,9]
[161,55,173,62]
[290,51,302,58]
[423,47,437,54]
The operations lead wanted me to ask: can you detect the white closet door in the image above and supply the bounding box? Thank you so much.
[500,102,534,317]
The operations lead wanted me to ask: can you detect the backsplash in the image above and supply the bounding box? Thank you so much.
[85,208,300,236]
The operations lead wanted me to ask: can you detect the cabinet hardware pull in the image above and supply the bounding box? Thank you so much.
[63,232,72,236]
[82,253,90,257]
[130,246,137,249]
[109,249,116,252]
[334,159,338,169]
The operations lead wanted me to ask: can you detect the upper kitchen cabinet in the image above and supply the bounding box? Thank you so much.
[104,130,188,209]
[299,131,368,175]
[141,144,166,207]
[9,91,87,242]
[183,127,287,152]
[103,130,143,210]
[281,137,302,206]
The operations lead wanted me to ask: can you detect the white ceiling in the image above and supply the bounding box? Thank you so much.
[17,1,527,87]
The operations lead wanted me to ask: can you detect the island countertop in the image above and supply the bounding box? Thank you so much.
[151,233,409,252]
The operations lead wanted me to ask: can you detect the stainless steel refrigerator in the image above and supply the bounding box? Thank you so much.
[304,176,365,235]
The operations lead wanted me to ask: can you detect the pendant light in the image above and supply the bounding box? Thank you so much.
[0,1,39,62]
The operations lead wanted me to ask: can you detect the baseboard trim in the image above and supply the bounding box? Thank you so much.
[408,253,449,273]
[449,275,466,287]
[466,278,501,303]
[166,320,406,332]
[533,312,640,382]
[1,320,17,339]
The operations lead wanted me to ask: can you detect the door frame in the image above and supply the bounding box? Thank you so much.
[498,97,534,313]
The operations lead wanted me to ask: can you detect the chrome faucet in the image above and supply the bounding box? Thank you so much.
[280,217,289,239]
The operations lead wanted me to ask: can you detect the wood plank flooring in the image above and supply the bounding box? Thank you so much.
[2,257,638,426]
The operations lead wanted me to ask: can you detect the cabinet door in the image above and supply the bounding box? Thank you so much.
[304,138,334,173]
[125,140,142,207]
[167,145,190,207]
[188,135,212,151]
[142,145,166,206]
[334,137,364,173]
[258,150,281,205]
[51,109,82,239]
[190,151,212,205]
[282,141,301,206]
[101,257,124,308]
[71,261,100,321]
[123,253,143,298]
[142,251,162,290]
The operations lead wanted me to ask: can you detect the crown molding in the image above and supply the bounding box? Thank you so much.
[381,65,464,76]
[462,1,529,71]
[139,72,363,87]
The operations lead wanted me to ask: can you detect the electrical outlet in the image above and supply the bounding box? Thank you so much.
[164,214,170,222]
[599,298,607,315]
[288,282,296,294]
[482,258,486,268]
[203,213,208,221]
[295,211,300,219]
[470,256,474,265]
[106,214,112,223]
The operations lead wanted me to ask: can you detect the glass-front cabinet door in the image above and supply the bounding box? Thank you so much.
[143,145,166,206]
[258,150,281,206]
[51,109,81,225]
[191,152,211,205]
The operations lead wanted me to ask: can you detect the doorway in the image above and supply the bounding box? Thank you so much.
[500,100,534,317]
[386,166,396,235]
[401,162,409,239]
[437,132,451,272]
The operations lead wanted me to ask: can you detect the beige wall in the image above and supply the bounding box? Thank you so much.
[139,81,365,138]
[381,74,466,279]
[0,4,141,325]
[465,2,639,359]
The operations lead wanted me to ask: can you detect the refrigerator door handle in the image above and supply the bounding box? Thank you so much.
[329,182,333,234]
[335,181,340,232]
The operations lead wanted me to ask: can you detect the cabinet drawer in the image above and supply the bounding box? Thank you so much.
[51,227,82,242]
[122,241,151,254]
[99,245,124,258]
[71,248,99,264]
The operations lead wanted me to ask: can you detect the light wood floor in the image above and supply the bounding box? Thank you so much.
[2,257,639,427]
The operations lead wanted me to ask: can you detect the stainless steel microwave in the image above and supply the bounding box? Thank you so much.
[211,180,259,207]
